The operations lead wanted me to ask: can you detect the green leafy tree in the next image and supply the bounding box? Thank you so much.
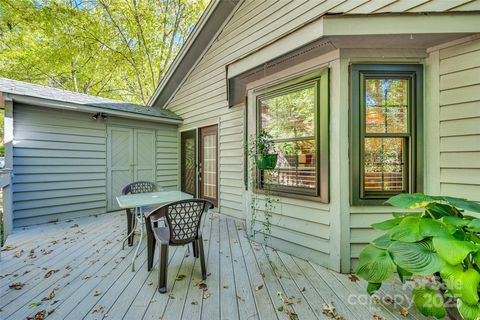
[0,0,208,104]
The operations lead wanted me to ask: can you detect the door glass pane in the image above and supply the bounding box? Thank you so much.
[365,79,408,133]
[364,137,406,192]
[203,134,217,199]
[181,131,196,195]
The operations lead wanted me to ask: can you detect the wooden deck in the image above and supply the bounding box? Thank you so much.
[0,211,430,320]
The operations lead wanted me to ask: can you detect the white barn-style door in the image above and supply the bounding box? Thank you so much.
[107,126,156,211]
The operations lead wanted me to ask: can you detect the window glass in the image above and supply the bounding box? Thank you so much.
[365,79,408,134]
[259,84,317,194]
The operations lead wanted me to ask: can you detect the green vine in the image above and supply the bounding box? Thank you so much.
[247,133,278,245]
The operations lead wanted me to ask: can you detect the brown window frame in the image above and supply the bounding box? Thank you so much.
[350,64,424,206]
[253,68,329,203]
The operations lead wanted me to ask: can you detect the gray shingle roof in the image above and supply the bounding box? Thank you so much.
[0,78,182,121]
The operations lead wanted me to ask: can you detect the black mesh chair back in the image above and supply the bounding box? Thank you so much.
[164,200,208,244]
[122,181,161,195]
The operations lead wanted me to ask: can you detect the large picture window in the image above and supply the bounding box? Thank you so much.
[351,64,423,205]
[255,69,329,202]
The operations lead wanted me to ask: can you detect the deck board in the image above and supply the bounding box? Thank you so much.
[0,211,430,320]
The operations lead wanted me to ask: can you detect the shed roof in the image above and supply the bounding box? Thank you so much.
[0,78,182,122]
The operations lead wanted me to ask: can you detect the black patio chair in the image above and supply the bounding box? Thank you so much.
[121,181,163,248]
[146,199,213,293]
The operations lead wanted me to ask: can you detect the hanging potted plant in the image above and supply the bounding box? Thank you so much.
[255,129,277,170]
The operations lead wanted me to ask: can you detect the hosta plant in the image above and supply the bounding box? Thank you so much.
[356,193,480,320]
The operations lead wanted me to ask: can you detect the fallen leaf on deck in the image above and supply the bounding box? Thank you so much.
[168,294,175,299]
[92,306,104,313]
[372,295,380,304]
[147,281,153,286]
[207,272,211,277]
[348,274,360,282]
[191,301,198,305]
[399,308,409,317]
[44,269,59,278]
[9,282,24,290]
[94,290,102,296]
[28,301,43,308]
[48,309,55,315]
[373,315,385,320]
[255,284,263,291]
[70,224,79,228]
[300,287,306,292]
[175,274,187,281]
[42,288,57,301]
[26,310,46,320]
[286,309,298,320]
[203,292,211,299]
[1,245,16,251]
[81,275,91,280]
[260,272,265,278]
[197,282,208,290]
[277,305,284,312]
[41,249,53,255]
[14,250,23,258]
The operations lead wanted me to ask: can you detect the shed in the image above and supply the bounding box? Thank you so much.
[0,78,181,233]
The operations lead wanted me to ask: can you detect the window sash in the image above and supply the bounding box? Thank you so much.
[350,64,423,206]
[258,82,319,196]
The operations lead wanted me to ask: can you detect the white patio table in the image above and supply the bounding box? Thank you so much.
[116,191,192,271]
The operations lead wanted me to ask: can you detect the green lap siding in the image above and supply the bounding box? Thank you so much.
[12,104,108,227]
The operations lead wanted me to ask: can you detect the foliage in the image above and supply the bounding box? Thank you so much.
[356,193,480,320]
[0,0,208,104]
[247,133,278,244]
[256,129,275,155]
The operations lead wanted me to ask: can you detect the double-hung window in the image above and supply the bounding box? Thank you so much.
[350,64,423,205]
[255,69,329,203]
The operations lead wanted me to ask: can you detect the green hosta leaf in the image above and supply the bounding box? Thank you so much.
[419,219,451,237]
[392,212,422,219]
[388,239,443,275]
[372,218,403,231]
[426,202,456,218]
[355,244,396,283]
[473,252,480,266]
[443,196,480,213]
[433,236,478,265]
[412,286,446,319]
[388,216,425,242]
[397,266,412,283]
[371,234,393,250]
[367,282,382,295]
[441,264,480,305]
[443,216,469,228]
[457,298,480,320]
[386,193,433,209]
[467,219,480,232]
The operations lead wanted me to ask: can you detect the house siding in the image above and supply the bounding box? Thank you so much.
[11,104,179,227]
[12,104,108,227]
[163,0,478,271]
[439,38,480,200]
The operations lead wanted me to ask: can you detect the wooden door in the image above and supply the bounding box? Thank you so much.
[181,130,197,196]
[134,129,156,182]
[199,125,218,206]
[107,126,134,210]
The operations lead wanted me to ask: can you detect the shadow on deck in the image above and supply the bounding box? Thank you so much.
[0,211,430,320]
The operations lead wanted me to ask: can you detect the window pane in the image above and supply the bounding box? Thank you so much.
[265,139,316,190]
[364,137,405,192]
[365,79,408,133]
[260,86,315,139]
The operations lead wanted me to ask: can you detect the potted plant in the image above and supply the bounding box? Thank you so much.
[355,193,480,320]
[255,129,277,170]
